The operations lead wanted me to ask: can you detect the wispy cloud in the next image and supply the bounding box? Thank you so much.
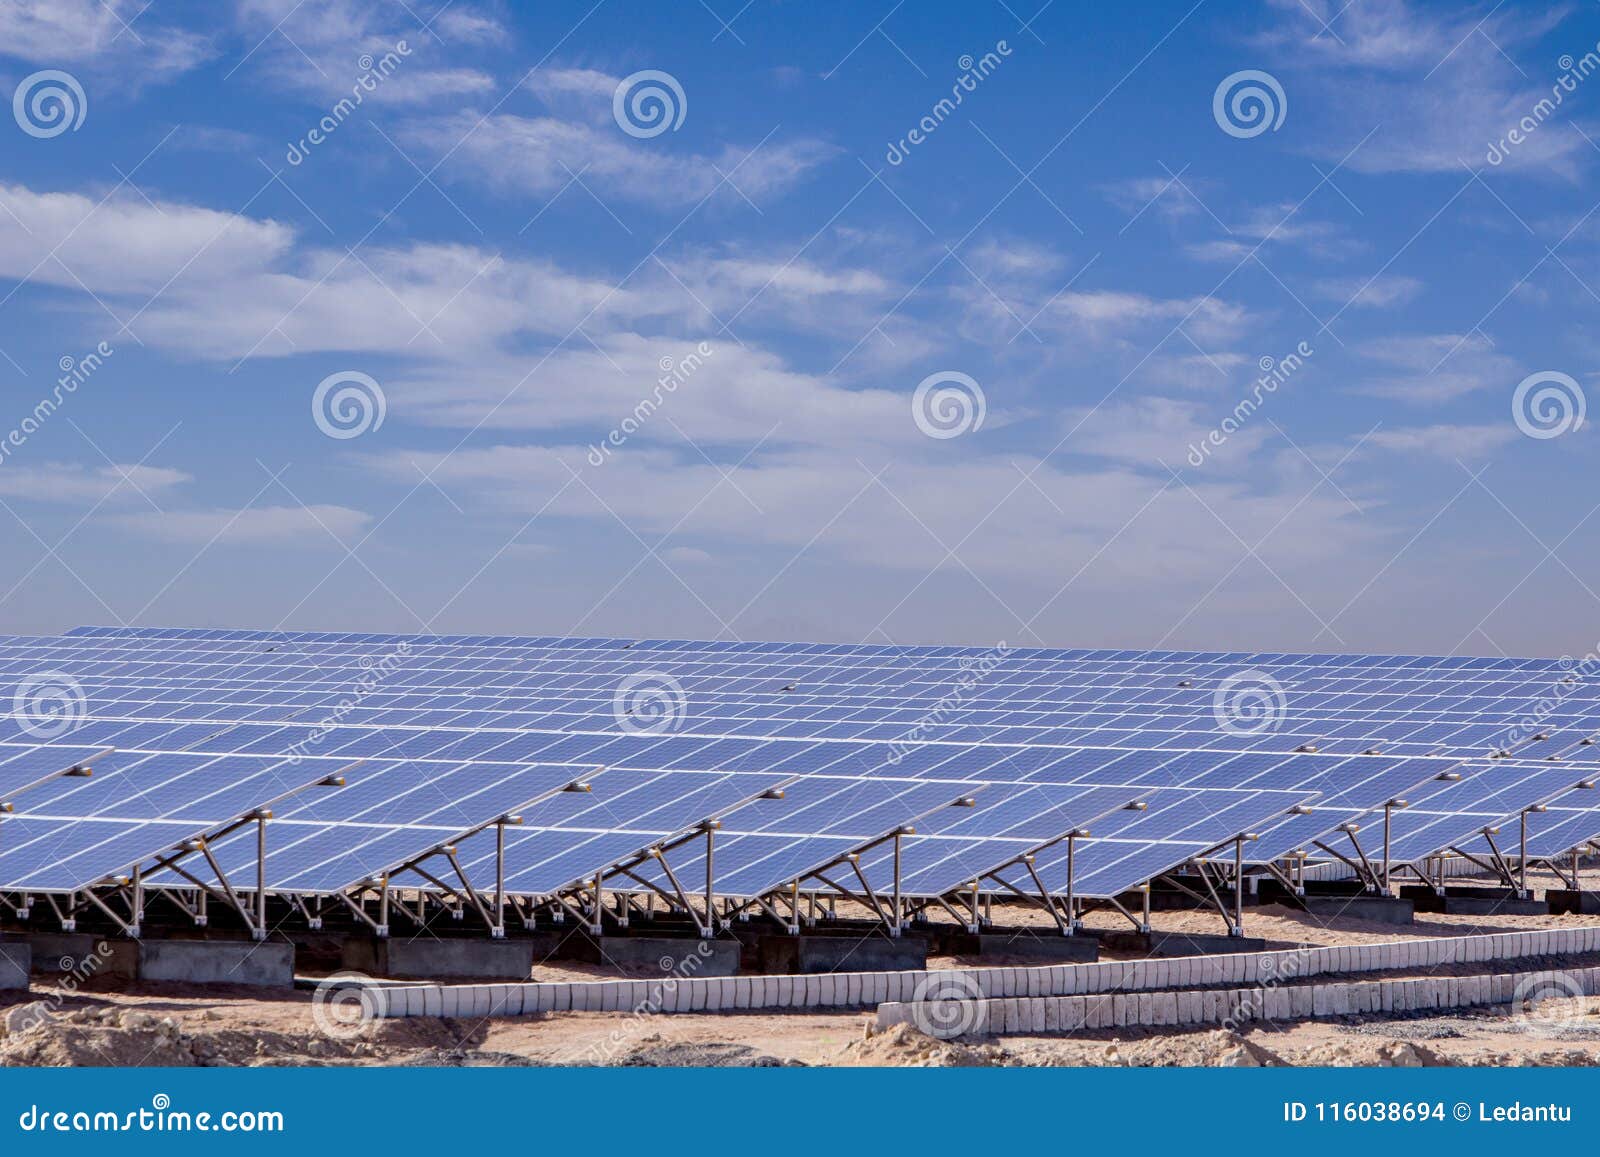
[1349,333,1520,403]
[112,504,371,545]
[0,0,214,81]
[411,109,837,209]
[1267,0,1586,176]
[0,463,191,505]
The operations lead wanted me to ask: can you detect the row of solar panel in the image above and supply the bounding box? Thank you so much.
[15,650,1582,700]
[3,704,1590,900]
[21,681,1580,737]
[8,638,1584,715]
[26,633,1586,680]
[4,692,1571,764]
[7,733,1593,903]
[2,628,1595,911]
[9,662,1589,717]
[59,626,1578,672]
[0,736,1326,902]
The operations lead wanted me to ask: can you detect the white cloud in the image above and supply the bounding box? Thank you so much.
[0,0,213,80]
[359,442,1378,592]
[966,239,1070,279]
[955,278,1255,349]
[234,0,496,107]
[112,504,371,545]
[1060,397,1273,471]
[661,545,713,564]
[385,335,917,446]
[1100,175,1208,222]
[1351,333,1520,403]
[1183,204,1354,264]
[0,183,293,298]
[1361,424,1520,459]
[0,180,905,392]
[413,110,836,209]
[1313,275,1423,309]
[526,67,620,118]
[1267,0,1585,177]
[0,463,191,504]
[1136,353,1252,391]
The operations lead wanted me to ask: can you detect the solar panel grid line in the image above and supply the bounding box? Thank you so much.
[457,774,812,908]
[0,755,360,895]
[1006,788,1325,900]
[1375,764,1600,867]
[185,759,625,895]
[0,743,111,809]
[309,764,614,897]
[642,778,995,902]
[869,784,1155,898]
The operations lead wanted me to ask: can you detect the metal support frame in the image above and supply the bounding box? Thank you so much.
[1476,829,1519,891]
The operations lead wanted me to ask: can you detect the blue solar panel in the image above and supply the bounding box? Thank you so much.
[7,626,1598,909]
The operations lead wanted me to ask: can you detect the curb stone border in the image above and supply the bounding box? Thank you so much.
[368,926,1600,1020]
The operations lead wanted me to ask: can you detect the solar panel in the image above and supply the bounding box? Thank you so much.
[4,626,1595,933]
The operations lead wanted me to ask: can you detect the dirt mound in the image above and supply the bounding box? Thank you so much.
[0,1004,493,1068]
[618,1040,796,1067]
[1284,1038,1451,1067]
[842,1023,1010,1067]
[1013,1031,1287,1068]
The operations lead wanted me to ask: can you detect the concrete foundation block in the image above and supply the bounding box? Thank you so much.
[1399,886,1548,917]
[1546,890,1600,916]
[343,937,535,980]
[1143,932,1269,958]
[583,937,741,977]
[19,933,133,978]
[132,939,292,987]
[758,934,926,975]
[0,940,30,989]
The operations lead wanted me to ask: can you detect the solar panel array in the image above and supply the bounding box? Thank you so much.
[0,626,1593,926]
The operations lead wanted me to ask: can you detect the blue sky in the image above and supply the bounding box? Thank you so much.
[0,0,1596,655]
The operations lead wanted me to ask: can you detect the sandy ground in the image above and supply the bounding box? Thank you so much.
[5,890,1600,1068]
[4,981,1599,1068]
